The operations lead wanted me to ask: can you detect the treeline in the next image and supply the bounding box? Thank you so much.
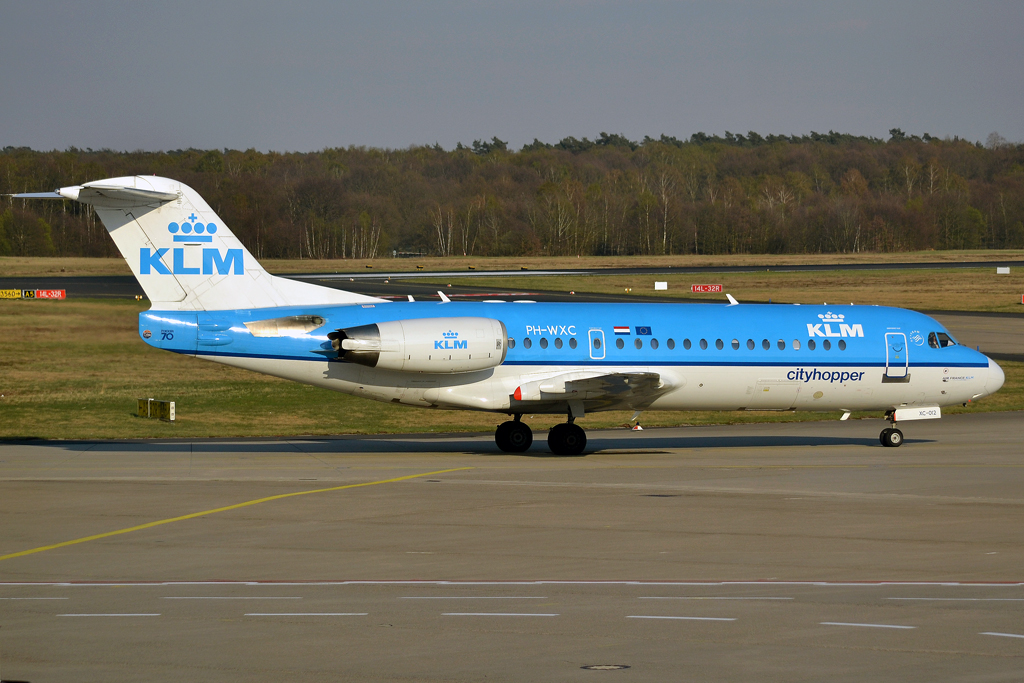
[2,129,1023,259]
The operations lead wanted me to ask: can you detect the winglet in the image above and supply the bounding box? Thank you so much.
[437,290,451,303]
[726,293,739,306]
[407,295,415,302]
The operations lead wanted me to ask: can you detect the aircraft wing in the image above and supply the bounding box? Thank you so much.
[514,370,669,410]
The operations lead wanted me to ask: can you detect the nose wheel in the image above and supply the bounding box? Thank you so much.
[548,423,587,456]
[880,427,904,447]
[495,414,533,452]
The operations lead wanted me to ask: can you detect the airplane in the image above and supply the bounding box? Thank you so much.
[12,176,1005,454]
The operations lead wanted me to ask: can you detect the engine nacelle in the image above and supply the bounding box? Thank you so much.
[328,317,507,373]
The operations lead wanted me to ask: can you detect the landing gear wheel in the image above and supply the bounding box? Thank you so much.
[496,420,533,453]
[879,428,892,446]
[882,428,904,448]
[547,423,587,456]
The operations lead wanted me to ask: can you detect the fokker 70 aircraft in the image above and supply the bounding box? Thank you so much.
[14,176,1005,454]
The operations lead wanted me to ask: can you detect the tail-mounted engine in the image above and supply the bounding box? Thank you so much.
[328,317,507,373]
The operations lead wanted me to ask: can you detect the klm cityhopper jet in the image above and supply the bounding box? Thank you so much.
[14,176,1005,454]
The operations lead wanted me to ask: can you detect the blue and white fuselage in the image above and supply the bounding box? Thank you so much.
[15,176,1005,454]
[139,300,1001,415]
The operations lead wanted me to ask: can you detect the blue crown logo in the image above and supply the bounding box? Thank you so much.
[442,330,458,339]
[168,213,217,242]
[818,311,845,323]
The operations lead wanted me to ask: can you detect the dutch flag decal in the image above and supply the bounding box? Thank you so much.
[614,326,630,335]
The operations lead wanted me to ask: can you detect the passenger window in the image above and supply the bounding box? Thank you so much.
[667,338,676,350]
[937,332,955,347]
[762,339,770,350]
[928,332,939,349]
[523,338,532,349]
[508,338,516,349]
[616,338,625,349]
[793,339,800,350]
[823,339,831,350]
[745,339,754,350]
[634,338,643,349]
[593,337,601,349]
[778,339,786,350]
[732,339,740,350]
[838,340,846,350]
[683,339,691,350]
[554,338,563,349]
[569,337,577,349]
[651,338,659,350]
[807,339,816,350]
[716,339,724,350]
[700,338,708,350]
[540,338,548,349]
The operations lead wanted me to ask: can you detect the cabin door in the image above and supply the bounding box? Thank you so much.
[588,328,605,360]
[885,332,909,379]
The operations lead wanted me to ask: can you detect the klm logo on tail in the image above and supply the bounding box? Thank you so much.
[140,247,243,275]
[168,215,218,242]
[139,218,243,275]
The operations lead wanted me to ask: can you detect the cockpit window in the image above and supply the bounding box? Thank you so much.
[929,331,956,348]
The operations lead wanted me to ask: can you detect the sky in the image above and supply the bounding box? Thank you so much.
[1,1,1022,152]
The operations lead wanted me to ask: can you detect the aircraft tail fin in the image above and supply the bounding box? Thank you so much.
[16,176,382,311]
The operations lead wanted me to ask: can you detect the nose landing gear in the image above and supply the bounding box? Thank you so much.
[495,413,533,452]
[880,410,904,447]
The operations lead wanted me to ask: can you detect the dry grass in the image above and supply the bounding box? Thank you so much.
[0,298,1019,441]
[428,267,1024,313]
[3,250,1024,278]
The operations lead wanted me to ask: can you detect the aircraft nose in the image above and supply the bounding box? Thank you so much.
[986,358,1005,395]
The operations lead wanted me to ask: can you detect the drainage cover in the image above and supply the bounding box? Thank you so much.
[581,664,631,671]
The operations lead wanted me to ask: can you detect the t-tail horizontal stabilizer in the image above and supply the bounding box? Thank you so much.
[13,176,384,312]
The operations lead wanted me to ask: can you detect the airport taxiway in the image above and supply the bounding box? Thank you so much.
[1,412,1023,681]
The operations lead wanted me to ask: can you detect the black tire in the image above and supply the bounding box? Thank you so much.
[880,428,892,446]
[501,421,533,453]
[548,423,587,456]
[886,428,904,448]
[495,421,514,451]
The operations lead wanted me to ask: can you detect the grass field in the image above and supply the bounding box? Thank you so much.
[0,297,1020,441]
[424,267,1024,313]
[3,249,1024,277]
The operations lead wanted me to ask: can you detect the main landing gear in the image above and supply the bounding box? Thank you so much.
[880,410,904,448]
[493,410,588,456]
[547,409,587,456]
[495,414,533,453]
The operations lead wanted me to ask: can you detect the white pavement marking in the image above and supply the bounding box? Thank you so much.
[162,596,302,600]
[627,616,736,621]
[401,596,547,599]
[245,612,368,616]
[640,596,792,600]
[58,613,160,617]
[0,597,68,600]
[821,622,916,629]
[889,598,1024,602]
[443,613,559,617]
[981,632,1024,639]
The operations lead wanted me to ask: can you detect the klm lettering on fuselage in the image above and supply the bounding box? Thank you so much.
[806,312,863,338]
[139,248,244,275]
[435,331,467,350]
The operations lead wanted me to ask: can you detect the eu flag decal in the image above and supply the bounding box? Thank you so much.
[635,326,652,335]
